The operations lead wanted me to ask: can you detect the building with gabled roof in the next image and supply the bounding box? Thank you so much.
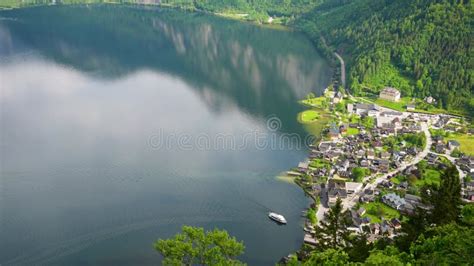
[379,87,401,102]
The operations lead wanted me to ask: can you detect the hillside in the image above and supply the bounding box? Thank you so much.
[137,0,474,116]
[162,0,473,116]
[297,0,473,116]
[1,0,473,116]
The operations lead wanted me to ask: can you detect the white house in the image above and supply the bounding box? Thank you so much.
[424,96,435,104]
[346,182,363,194]
[379,87,401,102]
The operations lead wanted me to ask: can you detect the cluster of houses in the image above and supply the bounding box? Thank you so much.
[381,193,430,215]
[428,116,474,202]
[305,115,423,182]
[325,179,363,206]
[347,103,408,131]
[294,101,432,241]
[456,156,474,202]
[346,206,402,241]
[431,135,461,154]
[296,86,473,247]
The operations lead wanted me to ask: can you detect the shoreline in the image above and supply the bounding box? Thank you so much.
[3,4,469,264]
[0,2,292,31]
[285,81,471,263]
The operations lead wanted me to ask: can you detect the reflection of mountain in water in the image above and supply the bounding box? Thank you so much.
[0,5,331,134]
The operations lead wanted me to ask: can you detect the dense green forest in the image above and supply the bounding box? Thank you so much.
[2,0,472,115]
[298,0,473,116]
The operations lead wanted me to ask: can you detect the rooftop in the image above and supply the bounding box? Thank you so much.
[380,87,401,96]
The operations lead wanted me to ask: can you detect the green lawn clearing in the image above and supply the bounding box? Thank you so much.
[362,202,400,224]
[300,96,327,108]
[299,110,320,123]
[415,169,441,187]
[374,97,412,112]
[446,134,474,155]
[345,127,360,135]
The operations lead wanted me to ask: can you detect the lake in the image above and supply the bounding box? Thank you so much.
[0,5,331,265]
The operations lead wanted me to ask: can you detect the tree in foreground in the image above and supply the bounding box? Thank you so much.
[461,204,474,226]
[411,223,474,265]
[304,248,349,266]
[154,226,245,266]
[314,198,351,249]
[364,246,408,266]
[429,165,462,225]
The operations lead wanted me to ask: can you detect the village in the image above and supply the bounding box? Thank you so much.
[289,87,474,246]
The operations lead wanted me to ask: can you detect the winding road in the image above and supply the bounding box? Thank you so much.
[334,52,346,89]
[316,120,433,222]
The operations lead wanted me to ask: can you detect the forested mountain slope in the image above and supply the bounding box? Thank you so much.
[2,0,473,115]
[297,0,473,115]
[158,0,474,116]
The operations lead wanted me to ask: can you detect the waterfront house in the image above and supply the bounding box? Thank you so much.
[312,184,322,196]
[298,161,309,173]
[319,142,332,153]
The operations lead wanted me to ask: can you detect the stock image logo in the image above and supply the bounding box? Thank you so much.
[148,115,315,151]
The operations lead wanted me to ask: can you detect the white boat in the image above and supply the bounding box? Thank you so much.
[268,212,287,224]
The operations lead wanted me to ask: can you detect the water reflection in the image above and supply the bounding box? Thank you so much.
[0,5,330,265]
[0,5,331,134]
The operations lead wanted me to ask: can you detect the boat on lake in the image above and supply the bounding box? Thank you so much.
[269,212,287,224]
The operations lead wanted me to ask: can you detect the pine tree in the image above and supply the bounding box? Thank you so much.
[314,198,351,249]
[430,165,462,225]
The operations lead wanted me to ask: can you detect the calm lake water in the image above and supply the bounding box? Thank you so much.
[0,5,331,265]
